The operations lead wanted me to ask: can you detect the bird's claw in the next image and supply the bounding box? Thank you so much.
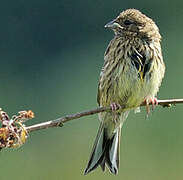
[110,103,121,112]
[144,97,158,114]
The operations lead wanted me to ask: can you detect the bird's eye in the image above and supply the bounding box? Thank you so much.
[124,20,133,25]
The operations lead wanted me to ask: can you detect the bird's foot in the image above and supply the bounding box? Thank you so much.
[110,103,121,112]
[144,97,158,114]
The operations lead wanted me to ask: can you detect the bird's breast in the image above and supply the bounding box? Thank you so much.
[98,37,164,109]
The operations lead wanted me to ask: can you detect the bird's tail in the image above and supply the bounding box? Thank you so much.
[84,120,121,175]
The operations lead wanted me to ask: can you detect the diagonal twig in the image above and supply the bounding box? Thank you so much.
[25,98,183,133]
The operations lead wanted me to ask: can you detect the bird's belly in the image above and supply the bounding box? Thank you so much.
[99,55,163,109]
[108,68,159,109]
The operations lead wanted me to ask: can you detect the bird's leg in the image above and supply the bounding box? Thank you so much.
[110,103,121,124]
[110,103,121,112]
[144,97,158,114]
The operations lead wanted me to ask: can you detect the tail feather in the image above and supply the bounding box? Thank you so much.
[84,122,120,175]
[100,156,106,172]
[84,123,106,175]
[105,128,120,174]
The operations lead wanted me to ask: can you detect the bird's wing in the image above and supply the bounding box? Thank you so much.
[130,48,153,80]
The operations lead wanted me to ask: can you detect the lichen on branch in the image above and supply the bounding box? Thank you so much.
[0,109,34,149]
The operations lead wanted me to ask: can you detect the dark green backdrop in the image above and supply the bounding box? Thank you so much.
[0,0,183,180]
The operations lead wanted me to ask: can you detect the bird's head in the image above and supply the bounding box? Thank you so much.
[105,9,161,41]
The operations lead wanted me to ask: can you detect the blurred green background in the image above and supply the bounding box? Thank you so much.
[0,0,183,180]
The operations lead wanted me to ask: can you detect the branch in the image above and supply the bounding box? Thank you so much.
[26,98,183,133]
[0,98,182,149]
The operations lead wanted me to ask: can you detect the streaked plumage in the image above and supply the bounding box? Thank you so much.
[84,9,165,175]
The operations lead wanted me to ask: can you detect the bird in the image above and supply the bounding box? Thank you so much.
[84,9,165,175]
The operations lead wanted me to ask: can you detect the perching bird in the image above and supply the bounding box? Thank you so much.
[84,9,165,175]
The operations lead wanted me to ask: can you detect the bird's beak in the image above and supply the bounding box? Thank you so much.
[104,19,122,29]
